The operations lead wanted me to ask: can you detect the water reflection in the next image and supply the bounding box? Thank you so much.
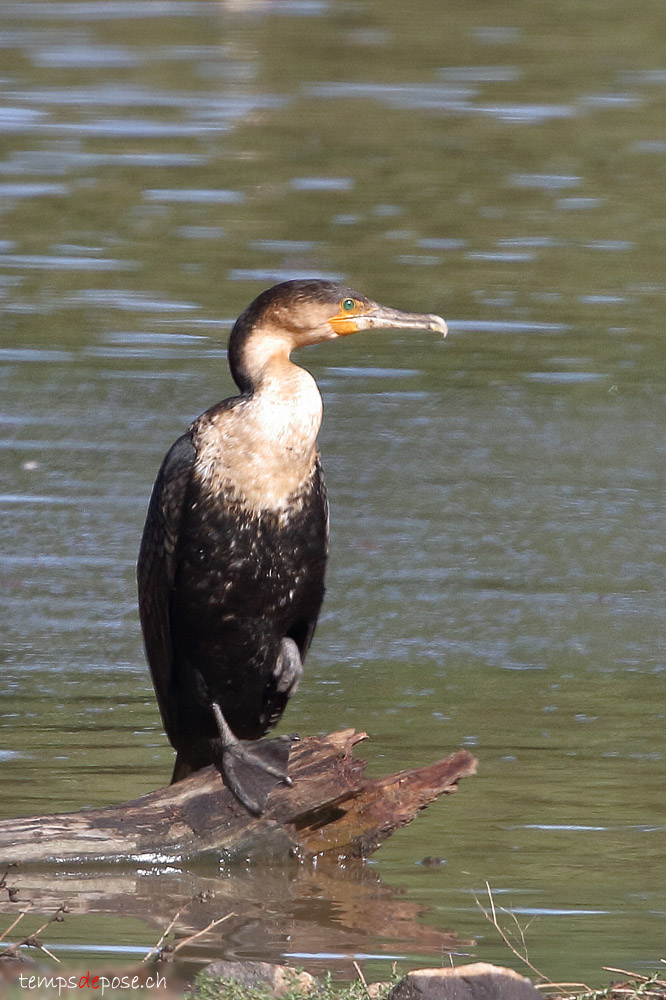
[0,861,472,975]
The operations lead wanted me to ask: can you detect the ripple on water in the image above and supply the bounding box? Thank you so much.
[178,226,225,239]
[248,239,324,252]
[0,253,136,271]
[621,69,666,84]
[631,140,666,153]
[395,254,441,266]
[449,319,570,334]
[228,268,345,283]
[497,236,563,248]
[438,65,521,83]
[0,150,207,174]
[472,103,575,123]
[143,188,245,204]
[466,251,535,262]
[67,289,200,312]
[230,0,330,14]
[86,346,212,361]
[578,294,628,304]
[304,81,475,110]
[557,196,606,210]
[7,84,233,108]
[30,44,139,68]
[0,348,76,362]
[584,240,634,251]
[511,907,612,916]
[507,173,582,190]
[307,82,577,122]
[3,554,120,568]
[580,92,642,109]
[515,822,609,831]
[41,118,226,138]
[524,372,609,384]
[473,26,523,43]
[5,88,287,125]
[0,107,48,131]
[0,181,68,197]
[88,328,226,361]
[325,366,419,379]
[2,2,213,21]
[418,238,467,250]
[290,176,354,191]
[102,332,207,346]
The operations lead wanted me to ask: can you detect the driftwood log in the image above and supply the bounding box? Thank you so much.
[0,730,476,865]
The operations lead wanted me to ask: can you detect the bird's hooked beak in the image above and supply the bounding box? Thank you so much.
[329,301,448,339]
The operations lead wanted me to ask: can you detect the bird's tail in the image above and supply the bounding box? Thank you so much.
[170,752,194,784]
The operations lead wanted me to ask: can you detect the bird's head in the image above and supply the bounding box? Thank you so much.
[228,279,447,391]
[236,278,447,347]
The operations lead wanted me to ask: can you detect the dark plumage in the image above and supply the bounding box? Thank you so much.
[137,279,447,814]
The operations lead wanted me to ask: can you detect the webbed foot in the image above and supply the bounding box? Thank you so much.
[212,703,293,815]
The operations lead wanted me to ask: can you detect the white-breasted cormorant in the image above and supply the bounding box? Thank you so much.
[137,279,447,814]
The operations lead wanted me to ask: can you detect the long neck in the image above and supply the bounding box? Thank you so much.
[196,322,323,513]
[237,327,324,453]
[228,306,295,393]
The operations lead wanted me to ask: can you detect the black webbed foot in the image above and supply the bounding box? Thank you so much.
[219,734,293,815]
[211,702,293,815]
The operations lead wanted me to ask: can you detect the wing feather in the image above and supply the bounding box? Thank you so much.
[136,433,195,736]
[291,452,328,660]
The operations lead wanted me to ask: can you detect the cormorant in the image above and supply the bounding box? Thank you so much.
[137,279,447,814]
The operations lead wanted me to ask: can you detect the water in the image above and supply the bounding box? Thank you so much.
[1,0,666,985]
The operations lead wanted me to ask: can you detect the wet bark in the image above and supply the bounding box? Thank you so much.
[0,730,476,865]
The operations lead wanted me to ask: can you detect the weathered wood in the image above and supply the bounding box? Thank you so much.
[0,730,476,865]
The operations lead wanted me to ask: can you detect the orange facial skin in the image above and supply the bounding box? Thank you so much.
[329,298,363,336]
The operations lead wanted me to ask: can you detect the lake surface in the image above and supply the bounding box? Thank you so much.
[1,0,665,986]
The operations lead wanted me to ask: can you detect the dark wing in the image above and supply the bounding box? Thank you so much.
[317,450,330,552]
[136,433,196,737]
[288,451,329,662]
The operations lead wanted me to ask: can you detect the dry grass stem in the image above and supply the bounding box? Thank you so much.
[172,913,235,955]
[535,985,590,992]
[603,970,666,988]
[142,908,182,963]
[535,968,666,1000]
[0,906,32,943]
[142,908,236,963]
[475,881,558,988]
[353,959,370,995]
[0,903,66,962]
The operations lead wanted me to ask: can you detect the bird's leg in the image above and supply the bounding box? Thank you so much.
[273,637,303,695]
[211,689,294,816]
[212,703,292,783]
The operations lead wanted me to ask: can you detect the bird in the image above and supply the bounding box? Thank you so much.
[137,278,447,815]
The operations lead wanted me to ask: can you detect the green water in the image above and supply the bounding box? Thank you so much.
[1,0,665,985]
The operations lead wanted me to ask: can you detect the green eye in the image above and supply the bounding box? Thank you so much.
[342,298,355,312]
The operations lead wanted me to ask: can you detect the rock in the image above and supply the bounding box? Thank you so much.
[387,962,542,1000]
[201,959,316,996]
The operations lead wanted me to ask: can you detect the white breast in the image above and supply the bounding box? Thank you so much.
[193,366,323,514]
